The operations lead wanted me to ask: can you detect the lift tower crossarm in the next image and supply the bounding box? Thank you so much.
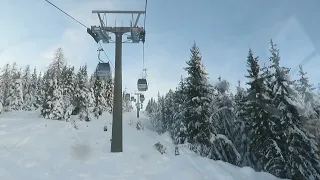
[92,10,145,29]
[92,10,145,14]
[91,26,139,33]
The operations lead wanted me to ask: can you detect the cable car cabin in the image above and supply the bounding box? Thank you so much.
[137,78,148,91]
[124,93,130,101]
[131,96,135,101]
[140,94,145,102]
[95,62,111,81]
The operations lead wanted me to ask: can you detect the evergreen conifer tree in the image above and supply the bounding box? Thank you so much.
[22,65,32,111]
[30,68,39,110]
[93,76,106,118]
[104,75,114,113]
[0,63,12,108]
[8,70,24,111]
[242,48,284,173]
[50,77,64,120]
[267,40,320,179]
[75,66,92,121]
[171,77,188,144]
[183,42,212,154]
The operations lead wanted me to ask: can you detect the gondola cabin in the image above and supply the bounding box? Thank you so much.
[95,62,111,81]
[137,78,148,91]
[124,93,130,101]
[140,94,145,102]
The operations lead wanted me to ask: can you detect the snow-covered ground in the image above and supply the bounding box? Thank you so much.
[0,110,281,180]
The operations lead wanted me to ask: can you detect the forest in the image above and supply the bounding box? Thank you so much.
[1,40,320,179]
[0,48,133,121]
[145,40,320,180]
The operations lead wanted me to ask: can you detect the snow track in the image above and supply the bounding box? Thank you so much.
[0,110,281,180]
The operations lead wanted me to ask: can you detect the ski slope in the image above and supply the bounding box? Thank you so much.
[0,110,282,180]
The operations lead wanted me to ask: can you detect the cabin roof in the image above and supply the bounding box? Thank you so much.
[96,62,110,71]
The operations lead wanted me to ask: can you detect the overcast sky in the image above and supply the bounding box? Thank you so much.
[0,0,320,104]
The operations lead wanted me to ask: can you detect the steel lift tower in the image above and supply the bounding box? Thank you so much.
[88,10,146,152]
[134,92,144,118]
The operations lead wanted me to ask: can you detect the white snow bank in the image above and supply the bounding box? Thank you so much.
[0,110,282,180]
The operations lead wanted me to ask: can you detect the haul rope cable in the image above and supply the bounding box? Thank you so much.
[44,0,87,29]
[44,0,114,69]
[142,0,148,74]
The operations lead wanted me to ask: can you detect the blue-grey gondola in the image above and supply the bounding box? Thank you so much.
[124,93,130,101]
[95,62,111,81]
[137,78,148,91]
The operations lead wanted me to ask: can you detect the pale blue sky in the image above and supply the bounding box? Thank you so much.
[0,0,320,103]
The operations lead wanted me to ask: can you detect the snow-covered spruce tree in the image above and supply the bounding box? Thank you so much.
[150,98,158,114]
[60,66,76,121]
[146,97,158,119]
[41,48,67,120]
[93,76,106,119]
[22,65,32,111]
[233,80,249,166]
[151,92,166,134]
[88,74,96,110]
[60,65,75,96]
[105,75,114,113]
[266,40,320,179]
[209,77,241,165]
[152,90,175,133]
[40,71,51,118]
[89,74,96,89]
[0,63,12,108]
[41,71,64,120]
[294,65,320,145]
[49,47,66,85]
[295,65,319,120]
[7,65,24,111]
[30,67,40,110]
[234,81,246,108]
[75,65,92,121]
[171,77,188,144]
[183,42,212,155]
[50,77,64,120]
[240,48,286,173]
[145,98,153,115]
[211,79,235,141]
[72,67,83,115]
[146,97,158,120]
[35,72,44,108]
[241,49,264,169]
[88,87,95,111]
[164,89,175,132]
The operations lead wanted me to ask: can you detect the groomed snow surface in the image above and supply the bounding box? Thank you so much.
[0,111,282,180]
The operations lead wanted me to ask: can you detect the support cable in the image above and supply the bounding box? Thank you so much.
[142,0,148,74]
[44,0,88,29]
[44,0,115,71]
